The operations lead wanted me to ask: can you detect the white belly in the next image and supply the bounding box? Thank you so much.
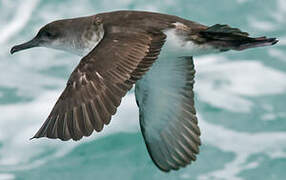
[162,22,220,57]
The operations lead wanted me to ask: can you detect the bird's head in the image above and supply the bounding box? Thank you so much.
[10,16,104,56]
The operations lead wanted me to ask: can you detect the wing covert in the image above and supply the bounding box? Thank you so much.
[32,31,166,141]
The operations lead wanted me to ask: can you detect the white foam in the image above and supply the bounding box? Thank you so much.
[273,0,286,22]
[100,0,133,10]
[0,0,39,45]
[194,55,286,112]
[0,90,138,171]
[0,57,65,97]
[197,114,286,180]
[0,174,14,180]
[0,91,61,169]
[248,17,276,32]
[261,112,286,121]
[268,48,286,62]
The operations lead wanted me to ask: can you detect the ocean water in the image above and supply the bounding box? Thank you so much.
[0,0,286,179]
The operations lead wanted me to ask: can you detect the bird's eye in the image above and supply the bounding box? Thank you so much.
[41,30,57,39]
[45,31,53,38]
[46,32,52,37]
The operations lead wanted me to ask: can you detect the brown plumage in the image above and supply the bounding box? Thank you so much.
[10,10,278,172]
[32,31,167,141]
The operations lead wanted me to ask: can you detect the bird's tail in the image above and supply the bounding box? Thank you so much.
[199,24,278,51]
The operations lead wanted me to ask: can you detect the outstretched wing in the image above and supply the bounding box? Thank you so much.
[32,31,166,141]
[135,56,200,172]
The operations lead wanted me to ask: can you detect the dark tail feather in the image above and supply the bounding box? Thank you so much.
[200,24,278,51]
[233,36,278,50]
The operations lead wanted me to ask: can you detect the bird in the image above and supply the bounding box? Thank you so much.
[10,10,278,172]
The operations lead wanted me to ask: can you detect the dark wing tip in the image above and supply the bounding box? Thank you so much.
[30,133,74,141]
[30,128,46,140]
[150,159,172,172]
[29,136,36,140]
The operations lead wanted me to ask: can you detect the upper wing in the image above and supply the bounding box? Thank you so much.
[135,56,200,172]
[32,31,166,141]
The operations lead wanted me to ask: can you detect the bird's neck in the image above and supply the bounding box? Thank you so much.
[79,23,105,56]
[46,23,105,57]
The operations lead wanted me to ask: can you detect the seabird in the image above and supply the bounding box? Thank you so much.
[10,10,278,172]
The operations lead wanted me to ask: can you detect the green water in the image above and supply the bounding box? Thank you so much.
[0,0,286,179]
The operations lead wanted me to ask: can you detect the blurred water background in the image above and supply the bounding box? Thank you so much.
[0,0,286,179]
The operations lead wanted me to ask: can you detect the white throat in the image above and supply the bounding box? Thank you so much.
[45,23,105,57]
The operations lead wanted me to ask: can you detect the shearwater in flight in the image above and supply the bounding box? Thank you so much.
[10,10,278,172]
